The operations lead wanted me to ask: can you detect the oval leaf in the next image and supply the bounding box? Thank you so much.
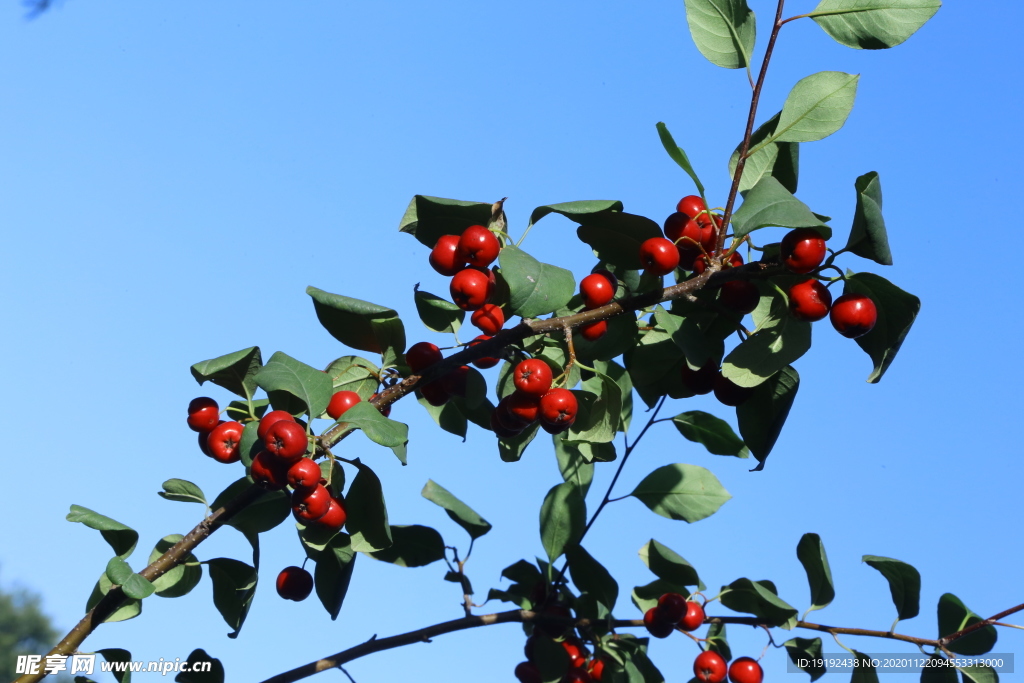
[254,351,334,418]
[206,558,257,638]
[729,111,799,194]
[731,176,831,239]
[672,410,749,458]
[148,535,202,598]
[722,578,799,629]
[811,0,941,50]
[784,637,826,680]
[314,532,357,620]
[629,464,731,523]
[845,171,892,265]
[306,286,406,356]
[862,554,920,620]
[158,479,207,506]
[937,593,997,656]
[736,365,799,469]
[413,285,464,334]
[722,294,812,388]
[398,195,492,248]
[843,272,920,383]
[346,463,393,553]
[367,525,446,567]
[796,533,835,613]
[639,539,704,590]
[421,479,492,540]
[772,71,860,144]
[190,346,262,399]
[67,505,138,559]
[684,0,757,69]
[540,482,586,562]
[499,245,575,318]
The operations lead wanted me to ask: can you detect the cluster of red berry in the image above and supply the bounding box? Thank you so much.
[429,224,507,336]
[187,397,246,464]
[404,340,475,408]
[514,634,605,683]
[492,359,579,438]
[576,270,619,341]
[695,652,764,683]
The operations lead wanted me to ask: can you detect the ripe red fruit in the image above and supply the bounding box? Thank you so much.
[681,359,718,395]
[458,225,501,267]
[275,566,313,602]
[287,458,322,491]
[513,662,542,683]
[564,670,594,683]
[579,319,608,341]
[187,397,220,433]
[677,195,706,219]
[265,420,308,463]
[514,359,553,397]
[507,391,540,424]
[780,227,827,274]
[728,658,763,683]
[639,237,681,276]
[317,497,347,530]
[580,273,616,308]
[693,251,743,275]
[680,600,706,631]
[450,267,495,310]
[719,280,760,315]
[440,365,470,397]
[292,484,332,522]
[643,607,675,638]
[326,390,361,419]
[419,380,450,407]
[665,212,715,254]
[250,450,289,490]
[369,393,391,418]
[694,651,728,683]
[198,431,213,457]
[471,303,505,335]
[588,658,605,682]
[257,410,295,440]
[206,421,243,464]
[789,278,833,322]
[540,419,574,435]
[469,335,500,369]
[657,592,688,623]
[406,341,443,374]
[429,234,465,276]
[830,293,877,338]
[713,374,754,407]
[490,408,524,438]
[539,388,578,428]
[563,638,587,668]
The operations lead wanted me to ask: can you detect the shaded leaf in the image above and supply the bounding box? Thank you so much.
[190,347,262,400]
[810,0,941,50]
[729,111,799,194]
[784,637,826,680]
[721,578,799,629]
[731,176,831,239]
[307,286,406,356]
[254,351,334,418]
[174,649,225,683]
[207,558,257,638]
[149,535,202,599]
[413,285,464,334]
[639,539,704,590]
[736,365,799,469]
[85,573,140,623]
[158,479,206,506]
[67,505,138,559]
[937,593,997,656]
[683,0,757,69]
[540,482,586,562]
[845,171,892,265]
[499,245,575,318]
[796,533,835,613]
[850,651,879,683]
[566,545,619,610]
[672,411,749,458]
[338,401,410,463]
[630,464,731,523]
[421,479,492,540]
[346,463,392,553]
[315,532,357,620]
[398,195,492,248]
[843,273,921,383]
[863,555,920,620]
[367,525,446,567]
[499,421,541,462]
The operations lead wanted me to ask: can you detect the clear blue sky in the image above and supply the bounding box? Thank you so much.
[1,1,1021,681]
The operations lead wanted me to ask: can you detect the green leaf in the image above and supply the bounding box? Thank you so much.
[656,122,705,195]
[722,294,811,388]
[174,649,225,683]
[672,411,749,458]
[421,479,492,540]
[105,557,133,586]
[158,479,207,506]
[238,421,260,468]
[770,71,860,144]
[533,634,572,683]
[957,665,999,683]
[706,623,732,661]
[729,112,799,194]
[367,525,446,567]
[566,545,619,610]
[736,365,799,469]
[206,558,257,638]
[498,421,541,462]
[863,555,920,620]
[225,398,269,422]
[398,195,492,248]
[731,177,831,239]
[572,311,641,363]
[336,401,410,463]
[499,245,575,318]
[121,573,156,600]
[417,392,467,439]
[307,286,406,356]
[96,649,134,683]
[315,532,357,620]
[553,438,595,499]
[211,478,290,536]
[655,305,713,368]
[325,356,380,398]
[413,285,464,334]
[67,505,138,559]
[149,535,202,598]
[629,464,731,523]
[254,351,334,418]
[937,593,997,656]
[845,172,892,265]
[540,482,587,562]
[575,213,664,270]
[86,572,141,623]
[566,371,621,444]
[190,346,262,400]
[346,462,393,553]
[722,578,799,629]
[850,651,879,683]
[784,637,826,680]
[526,199,624,232]
[598,359,633,433]
[843,273,921,383]
[624,331,689,409]
[683,0,757,69]
[810,0,941,50]
[796,533,835,613]
[920,655,959,683]
[639,539,704,590]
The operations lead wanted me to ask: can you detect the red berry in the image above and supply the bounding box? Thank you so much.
[563,638,587,668]
[469,335,500,369]
[450,267,495,310]
[639,237,681,276]
[458,225,500,268]
[440,365,470,397]
[728,657,764,683]
[292,484,332,523]
[419,380,450,407]
[265,420,308,463]
[579,319,607,341]
[490,407,524,438]
[250,450,289,490]
[780,227,827,274]
[206,421,243,464]
[275,566,313,601]
[694,651,728,683]
[513,359,553,397]
[665,212,716,255]
[565,669,594,683]
[187,397,220,433]
[789,278,833,322]
[713,374,754,407]
[719,280,760,315]
[580,273,616,308]
[287,457,322,491]
[643,607,675,638]
[429,234,465,276]
[471,303,505,335]
[506,391,540,424]
[326,390,361,420]
[540,418,574,435]
[681,359,717,395]
[198,430,213,457]
[677,195,706,219]
[406,341,443,374]
[317,497,347,530]
[513,662,542,683]
[369,393,391,418]
[657,592,688,623]
[257,410,295,440]
[679,600,706,631]
[588,658,605,682]
[830,293,877,338]
[539,388,578,428]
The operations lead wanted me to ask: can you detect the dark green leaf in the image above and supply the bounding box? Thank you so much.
[325,356,380,398]
[845,172,892,265]
[533,634,572,683]
[67,505,138,559]
[810,0,941,50]
[334,401,410,463]
[937,593,997,656]
[174,649,225,683]
[654,305,717,370]
[206,558,257,638]
[413,285,464,334]
[499,421,541,462]
[784,637,826,680]
[957,665,999,683]
[105,557,133,586]
[639,539,703,589]
[158,479,206,506]
[572,312,641,363]
[96,649,133,683]
[346,462,392,553]
[526,199,624,231]
[706,623,732,661]
[190,347,262,400]
[238,421,260,467]
[850,651,879,683]
[624,331,689,409]
[656,122,705,195]
[502,559,542,585]
[843,273,921,383]
[211,478,289,536]
[398,195,492,248]
[367,525,446,567]
[567,371,621,444]
[566,545,618,610]
[499,245,575,318]
[315,532,357,620]
[121,573,156,600]
[225,398,269,422]
[770,71,860,144]
[737,365,799,469]
[683,0,757,69]
[254,351,334,418]
[672,411,750,458]
[722,578,799,629]
[920,655,958,683]
[630,464,731,523]
[632,579,684,614]
[149,535,202,598]
[863,555,920,620]
[540,482,587,562]
[85,573,141,623]
[729,112,799,194]
[576,213,664,270]
[731,177,830,239]
[307,286,406,356]
[418,391,467,438]
[796,533,835,613]
[553,437,595,498]
[421,479,492,540]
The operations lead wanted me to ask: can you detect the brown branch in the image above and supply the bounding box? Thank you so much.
[939,602,1024,646]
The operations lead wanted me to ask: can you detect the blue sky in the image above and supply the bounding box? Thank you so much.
[1,1,1021,681]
